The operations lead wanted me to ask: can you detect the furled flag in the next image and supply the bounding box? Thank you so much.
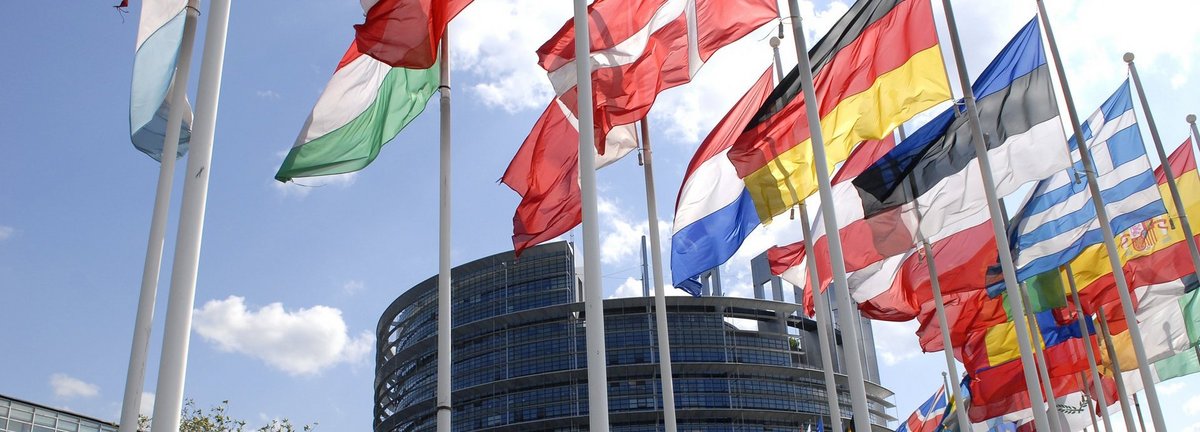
[671,68,774,294]
[353,0,473,69]
[727,0,952,222]
[1005,80,1167,285]
[852,18,1070,241]
[502,0,778,255]
[130,0,191,160]
[895,384,948,432]
[1063,139,1200,312]
[274,0,476,181]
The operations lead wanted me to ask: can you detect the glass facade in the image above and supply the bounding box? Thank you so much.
[0,395,117,432]
[375,242,896,432]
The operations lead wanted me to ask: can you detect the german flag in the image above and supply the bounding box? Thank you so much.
[727,0,951,222]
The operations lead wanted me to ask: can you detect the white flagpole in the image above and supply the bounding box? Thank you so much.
[1126,53,1200,282]
[769,33,845,432]
[436,31,454,432]
[118,3,199,432]
[572,0,612,429]
[940,1,1052,429]
[1063,264,1115,432]
[1019,287,1063,432]
[1034,3,1167,429]
[782,2,872,430]
[147,0,231,430]
[637,118,678,432]
[1095,307,1138,432]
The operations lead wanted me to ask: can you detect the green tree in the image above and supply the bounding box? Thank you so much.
[137,399,316,432]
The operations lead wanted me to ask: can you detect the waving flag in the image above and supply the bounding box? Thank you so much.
[1066,139,1200,312]
[852,18,1069,241]
[727,0,951,222]
[503,0,778,255]
[353,0,473,69]
[671,68,774,293]
[896,385,948,432]
[276,42,439,181]
[130,0,191,161]
[1006,81,1167,285]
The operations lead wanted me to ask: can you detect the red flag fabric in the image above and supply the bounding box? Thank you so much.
[966,336,1100,421]
[502,0,777,255]
[354,0,473,69]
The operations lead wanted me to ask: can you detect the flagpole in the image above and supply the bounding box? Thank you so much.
[1126,53,1200,282]
[1095,307,1138,432]
[572,0,612,429]
[783,2,872,430]
[941,1,1052,429]
[637,118,678,432]
[435,31,454,432]
[1080,371,1101,432]
[1132,393,1148,432]
[1188,115,1200,155]
[1019,287,1063,432]
[1063,264,1115,432]
[771,34,845,432]
[1035,3,1167,429]
[147,0,231,430]
[118,3,199,432]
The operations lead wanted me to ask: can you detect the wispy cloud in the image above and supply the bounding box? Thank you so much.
[341,280,365,295]
[256,90,281,100]
[0,225,13,241]
[192,296,372,376]
[49,374,99,399]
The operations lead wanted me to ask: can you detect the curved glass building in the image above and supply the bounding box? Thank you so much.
[375,242,896,432]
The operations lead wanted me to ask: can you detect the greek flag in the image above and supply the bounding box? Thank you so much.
[1006,80,1166,283]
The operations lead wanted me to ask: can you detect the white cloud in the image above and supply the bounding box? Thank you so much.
[1186,394,1200,416]
[192,296,372,376]
[256,90,281,99]
[871,320,922,366]
[341,280,365,295]
[611,277,646,299]
[0,225,12,241]
[49,374,99,399]
[139,392,155,417]
[1159,381,1186,396]
[596,196,670,267]
[450,0,567,113]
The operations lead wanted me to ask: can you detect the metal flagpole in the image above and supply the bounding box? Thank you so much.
[941,0,1052,428]
[1126,53,1200,282]
[1095,308,1138,432]
[1132,394,1148,432]
[118,2,199,431]
[769,33,845,432]
[1035,3,1167,429]
[436,32,454,432]
[783,2,872,430]
[640,236,650,297]
[1019,287,1062,432]
[1080,371,1101,432]
[638,118,678,432]
[571,0,611,429]
[1064,264,1114,432]
[147,0,231,430]
[1189,115,1200,156]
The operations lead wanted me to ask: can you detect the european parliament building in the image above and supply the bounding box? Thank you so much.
[375,242,896,432]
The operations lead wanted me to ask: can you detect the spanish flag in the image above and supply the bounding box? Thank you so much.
[727,0,951,222]
[1065,139,1200,313]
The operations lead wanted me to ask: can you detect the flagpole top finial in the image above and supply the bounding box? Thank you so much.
[1188,114,1197,124]
[1123,52,1135,63]
[769,37,780,48]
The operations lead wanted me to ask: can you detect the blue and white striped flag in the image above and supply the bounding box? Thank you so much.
[1007,80,1166,282]
[130,0,191,161]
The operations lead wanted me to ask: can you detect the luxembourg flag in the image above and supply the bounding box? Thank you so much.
[670,67,772,295]
[130,0,191,161]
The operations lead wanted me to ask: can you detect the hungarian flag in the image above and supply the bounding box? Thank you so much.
[354,0,473,69]
[727,0,951,222]
[502,0,778,255]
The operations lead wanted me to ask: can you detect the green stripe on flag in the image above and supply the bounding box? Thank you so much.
[1182,289,1200,345]
[1154,347,1200,381]
[276,64,439,182]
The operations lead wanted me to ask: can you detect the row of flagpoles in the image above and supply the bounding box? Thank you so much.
[113,0,1200,432]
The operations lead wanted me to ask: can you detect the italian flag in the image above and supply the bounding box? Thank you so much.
[276,42,438,182]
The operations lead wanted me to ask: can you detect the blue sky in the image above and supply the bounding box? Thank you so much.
[2,0,1200,431]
